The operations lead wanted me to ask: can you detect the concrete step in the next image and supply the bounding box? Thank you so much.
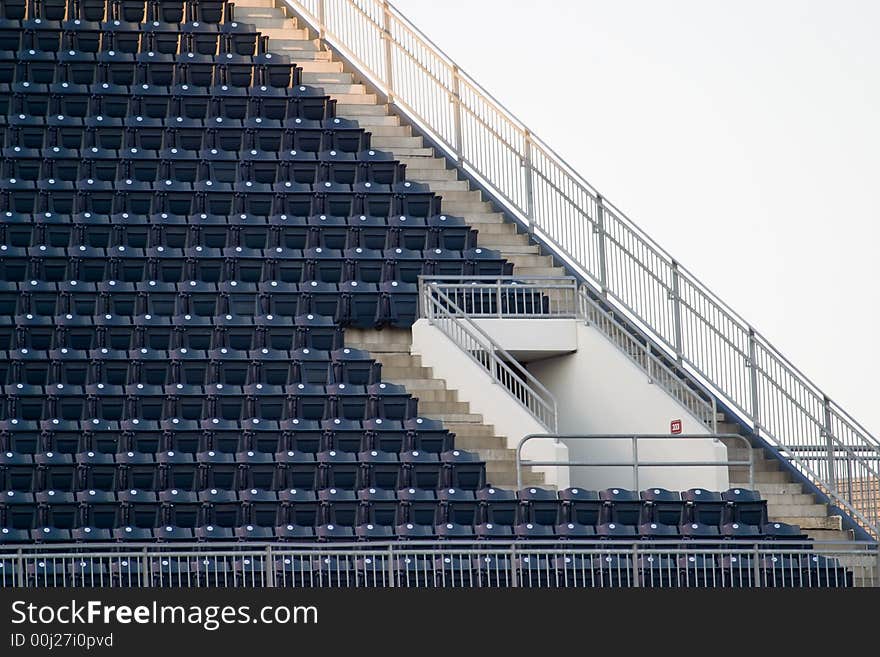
[473,222,522,235]
[260,30,320,43]
[404,389,459,403]
[296,60,345,73]
[453,436,510,450]
[375,353,422,367]
[775,516,843,531]
[381,366,433,379]
[762,493,817,506]
[348,115,401,127]
[444,422,496,437]
[766,504,829,518]
[478,233,532,246]
[406,168,458,181]
[512,267,564,277]
[382,146,436,157]
[365,125,413,137]
[371,136,425,149]
[417,400,471,414]
[425,412,485,423]
[300,73,354,86]
[749,483,808,495]
[233,0,279,7]
[506,254,554,268]
[337,104,391,116]
[439,201,493,213]
[397,157,449,170]
[312,83,367,95]
[464,212,512,224]
[241,18,303,32]
[420,180,472,192]
[807,529,854,542]
[387,379,447,391]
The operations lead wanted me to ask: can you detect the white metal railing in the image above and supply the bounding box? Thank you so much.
[280,0,880,537]
[420,281,557,432]
[0,541,875,588]
[515,434,753,491]
[420,277,717,432]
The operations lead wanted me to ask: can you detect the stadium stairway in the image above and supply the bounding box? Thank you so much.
[344,328,546,490]
[240,0,863,544]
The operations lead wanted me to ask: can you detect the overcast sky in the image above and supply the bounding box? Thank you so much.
[391,0,880,436]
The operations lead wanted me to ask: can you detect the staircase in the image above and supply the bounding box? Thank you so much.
[719,424,852,542]
[345,328,545,490]
[233,0,865,542]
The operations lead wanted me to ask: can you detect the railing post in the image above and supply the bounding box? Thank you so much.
[747,329,761,435]
[752,544,762,588]
[16,550,24,587]
[523,131,535,233]
[509,544,518,588]
[632,435,639,490]
[631,543,640,588]
[496,279,502,318]
[387,544,395,588]
[265,545,275,587]
[822,395,838,497]
[381,0,394,104]
[595,195,608,296]
[316,0,326,40]
[669,260,684,364]
[451,66,463,163]
[141,547,150,587]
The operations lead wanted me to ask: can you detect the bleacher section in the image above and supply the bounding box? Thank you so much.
[0,0,866,588]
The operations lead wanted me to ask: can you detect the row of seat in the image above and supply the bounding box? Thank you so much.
[3,28,262,59]
[0,484,774,526]
[3,88,334,120]
[2,191,443,219]
[0,300,418,330]
[0,520,813,547]
[2,1,235,24]
[0,256,506,282]
[3,52,296,89]
[3,164,414,191]
[0,453,486,494]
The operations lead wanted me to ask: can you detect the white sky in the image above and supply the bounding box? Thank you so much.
[392,0,880,435]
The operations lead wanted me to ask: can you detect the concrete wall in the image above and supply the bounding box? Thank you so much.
[411,320,570,488]
[528,322,728,491]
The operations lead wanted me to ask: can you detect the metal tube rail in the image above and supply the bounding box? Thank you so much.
[515,433,753,491]
[0,540,875,588]
[279,0,880,538]
[418,277,718,431]
[420,282,558,432]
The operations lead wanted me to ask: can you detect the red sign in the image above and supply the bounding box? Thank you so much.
[670,419,682,435]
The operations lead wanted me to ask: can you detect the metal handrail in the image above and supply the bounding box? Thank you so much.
[420,281,558,432]
[418,276,717,430]
[2,541,875,588]
[515,433,753,491]
[280,0,880,537]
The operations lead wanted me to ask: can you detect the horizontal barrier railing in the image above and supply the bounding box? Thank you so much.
[419,281,558,432]
[0,540,875,588]
[280,0,879,537]
[418,276,579,318]
[515,434,752,491]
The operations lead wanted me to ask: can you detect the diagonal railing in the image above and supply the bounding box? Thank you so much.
[420,281,558,432]
[279,0,880,537]
[419,276,717,431]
